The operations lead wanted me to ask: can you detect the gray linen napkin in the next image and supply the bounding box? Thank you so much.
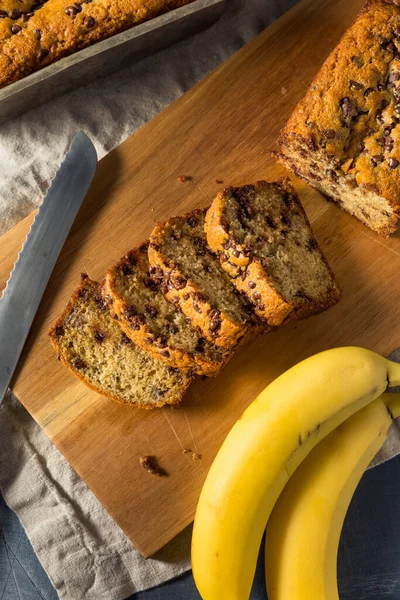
[1,0,399,598]
[0,1,299,598]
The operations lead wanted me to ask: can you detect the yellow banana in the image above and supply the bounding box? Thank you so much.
[265,392,400,600]
[192,347,400,600]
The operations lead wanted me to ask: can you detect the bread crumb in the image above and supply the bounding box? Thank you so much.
[140,455,168,476]
[215,179,224,184]
[182,448,192,454]
[281,87,287,95]
[192,452,202,461]
[178,175,192,182]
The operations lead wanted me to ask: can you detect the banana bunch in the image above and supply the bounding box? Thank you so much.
[191,346,400,600]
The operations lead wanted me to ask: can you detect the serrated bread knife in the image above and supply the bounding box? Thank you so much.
[0,131,97,404]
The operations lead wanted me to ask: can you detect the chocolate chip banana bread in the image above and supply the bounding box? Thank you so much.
[148,209,259,349]
[0,0,195,89]
[103,242,231,376]
[205,179,341,325]
[275,0,400,236]
[49,275,192,408]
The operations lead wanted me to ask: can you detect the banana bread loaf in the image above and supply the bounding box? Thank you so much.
[205,179,341,325]
[103,242,231,376]
[49,275,192,408]
[0,0,195,89]
[148,209,259,349]
[275,0,400,237]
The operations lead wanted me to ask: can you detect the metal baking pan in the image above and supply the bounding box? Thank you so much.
[0,0,224,124]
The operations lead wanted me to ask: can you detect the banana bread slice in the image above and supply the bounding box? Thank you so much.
[103,242,231,377]
[49,275,192,408]
[205,179,341,326]
[148,209,258,349]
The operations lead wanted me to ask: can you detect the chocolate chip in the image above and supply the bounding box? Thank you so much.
[357,143,365,153]
[74,358,87,370]
[121,332,132,345]
[183,293,190,301]
[195,338,206,353]
[365,127,376,137]
[94,330,106,343]
[121,263,133,276]
[349,80,364,90]
[394,27,400,38]
[21,13,32,23]
[395,104,400,115]
[375,110,385,124]
[232,248,240,258]
[339,97,353,118]
[208,308,220,320]
[145,304,158,318]
[389,157,399,169]
[144,337,153,344]
[0,10,7,18]
[240,269,247,281]
[130,316,144,330]
[281,214,290,226]
[94,295,108,311]
[376,136,386,146]
[193,236,207,256]
[389,71,400,83]
[187,215,199,228]
[11,24,21,33]
[172,276,187,290]
[266,215,276,229]
[377,82,386,91]
[209,319,221,332]
[10,8,21,19]
[34,28,42,39]
[371,154,384,166]
[381,98,390,109]
[55,325,65,337]
[83,15,95,27]
[161,350,170,358]
[143,277,159,292]
[223,240,231,250]
[220,253,228,262]
[155,336,167,349]
[193,291,208,303]
[123,304,137,318]
[39,48,49,60]
[252,292,261,302]
[258,303,265,311]
[193,302,202,314]
[248,281,256,289]
[306,238,318,251]
[379,36,390,48]
[322,128,336,139]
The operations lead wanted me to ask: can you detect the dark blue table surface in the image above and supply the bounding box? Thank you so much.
[1,453,400,599]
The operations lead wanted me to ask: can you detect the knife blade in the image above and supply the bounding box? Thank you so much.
[0,131,97,404]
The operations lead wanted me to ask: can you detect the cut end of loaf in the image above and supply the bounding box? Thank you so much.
[275,138,399,237]
[49,277,191,408]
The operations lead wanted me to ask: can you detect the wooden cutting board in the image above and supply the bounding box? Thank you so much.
[1,0,398,558]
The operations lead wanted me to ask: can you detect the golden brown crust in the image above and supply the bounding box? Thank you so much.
[103,243,230,376]
[275,0,400,236]
[49,276,191,409]
[205,179,341,325]
[0,0,196,89]
[148,210,253,349]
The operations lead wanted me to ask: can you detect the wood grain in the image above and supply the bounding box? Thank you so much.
[2,0,397,557]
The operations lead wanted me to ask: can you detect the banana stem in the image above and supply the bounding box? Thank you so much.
[386,392,400,419]
[387,359,400,386]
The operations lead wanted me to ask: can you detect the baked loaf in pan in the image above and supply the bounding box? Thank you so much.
[103,242,231,376]
[205,179,341,326]
[49,275,192,408]
[148,208,258,349]
[275,0,400,236]
[0,0,195,89]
